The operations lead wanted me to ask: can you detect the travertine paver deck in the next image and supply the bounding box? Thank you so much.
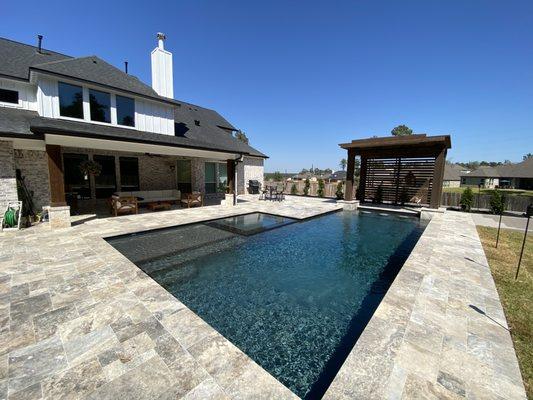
[0,197,339,400]
[0,197,527,399]
[324,211,527,400]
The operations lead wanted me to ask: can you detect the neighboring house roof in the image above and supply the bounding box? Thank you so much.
[497,158,533,179]
[461,166,501,178]
[443,164,463,181]
[330,170,347,180]
[31,56,160,99]
[460,160,533,179]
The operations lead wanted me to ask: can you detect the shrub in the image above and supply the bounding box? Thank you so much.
[373,185,383,204]
[317,179,325,197]
[303,178,310,196]
[335,182,344,200]
[290,183,298,195]
[489,190,505,215]
[460,187,474,212]
[399,186,410,205]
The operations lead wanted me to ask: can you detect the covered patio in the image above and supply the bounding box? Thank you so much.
[340,134,451,208]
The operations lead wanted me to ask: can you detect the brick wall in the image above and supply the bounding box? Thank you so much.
[237,156,264,194]
[14,149,51,210]
[0,140,18,210]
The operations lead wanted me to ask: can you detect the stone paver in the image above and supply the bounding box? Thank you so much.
[0,197,526,399]
[323,211,527,400]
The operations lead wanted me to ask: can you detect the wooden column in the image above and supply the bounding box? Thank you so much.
[344,149,355,201]
[357,156,367,201]
[46,145,67,207]
[429,147,446,209]
[227,159,236,194]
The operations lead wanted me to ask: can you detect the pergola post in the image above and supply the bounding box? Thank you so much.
[358,156,367,201]
[344,149,355,201]
[46,144,66,207]
[430,147,447,209]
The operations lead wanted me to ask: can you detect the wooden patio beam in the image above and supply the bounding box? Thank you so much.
[46,144,67,207]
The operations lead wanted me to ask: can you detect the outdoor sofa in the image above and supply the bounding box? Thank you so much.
[110,189,181,216]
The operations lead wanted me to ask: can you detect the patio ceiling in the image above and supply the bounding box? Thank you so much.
[43,134,241,161]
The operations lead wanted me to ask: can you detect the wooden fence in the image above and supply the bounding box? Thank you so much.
[267,180,531,212]
[267,180,343,198]
[440,192,531,212]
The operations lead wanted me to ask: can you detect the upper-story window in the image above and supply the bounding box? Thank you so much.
[58,82,83,119]
[0,88,18,104]
[116,95,135,127]
[89,89,111,123]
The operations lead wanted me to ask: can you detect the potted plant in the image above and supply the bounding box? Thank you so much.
[79,160,102,179]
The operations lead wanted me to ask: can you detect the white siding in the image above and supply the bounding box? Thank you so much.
[37,76,59,117]
[135,98,174,135]
[34,73,174,135]
[0,78,37,111]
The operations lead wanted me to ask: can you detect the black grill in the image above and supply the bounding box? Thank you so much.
[248,180,260,194]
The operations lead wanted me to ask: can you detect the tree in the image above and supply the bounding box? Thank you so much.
[272,171,283,182]
[340,158,347,171]
[489,190,505,215]
[335,182,344,200]
[460,187,474,212]
[391,125,413,136]
[303,178,310,196]
[290,183,298,195]
[317,179,325,197]
[234,130,249,144]
[524,153,533,161]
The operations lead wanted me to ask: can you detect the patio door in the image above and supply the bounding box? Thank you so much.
[119,157,139,191]
[93,155,117,198]
[63,153,91,199]
[176,159,192,194]
[205,162,216,193]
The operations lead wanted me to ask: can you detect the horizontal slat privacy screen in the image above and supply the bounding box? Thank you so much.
[363,157,435,205]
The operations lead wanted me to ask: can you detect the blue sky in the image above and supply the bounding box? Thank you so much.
[3,0,532,172]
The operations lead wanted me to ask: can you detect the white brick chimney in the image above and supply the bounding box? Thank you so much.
[151,32,174,98]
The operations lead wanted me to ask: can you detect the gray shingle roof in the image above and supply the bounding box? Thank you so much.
[0,107,266,158]
[461,166,501,178]
[0,37,71,80]
[31,56,160,99]
[0,37,266,158]
[443,164,464,181]
[497,158,533,179]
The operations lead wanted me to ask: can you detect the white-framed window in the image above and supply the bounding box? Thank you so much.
[58,82,83,119]
[89,88,111,123]
[0,88,18,105]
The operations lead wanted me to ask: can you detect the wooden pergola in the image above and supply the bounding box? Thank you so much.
[340,134,452,209]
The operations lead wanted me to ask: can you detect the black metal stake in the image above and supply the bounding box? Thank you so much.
[515,216,530,280]
[496,211,503,248]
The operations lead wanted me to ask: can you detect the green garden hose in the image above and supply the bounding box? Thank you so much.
[3,208,17,228]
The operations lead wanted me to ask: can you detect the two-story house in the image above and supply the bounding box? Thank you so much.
[0,34,266,226]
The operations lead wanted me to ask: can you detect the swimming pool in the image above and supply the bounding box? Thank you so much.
[107,210,425,399]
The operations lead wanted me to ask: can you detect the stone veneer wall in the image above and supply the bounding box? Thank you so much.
[14,149,51,210]
[0,140,18,210]
[237,156,264,194]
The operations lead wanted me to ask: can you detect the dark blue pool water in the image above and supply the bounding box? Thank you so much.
[108,211,425,399]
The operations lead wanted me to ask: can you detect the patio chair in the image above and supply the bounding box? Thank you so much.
[180,192,203,208]
[110,196,138,216]
[259,185,269,200]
